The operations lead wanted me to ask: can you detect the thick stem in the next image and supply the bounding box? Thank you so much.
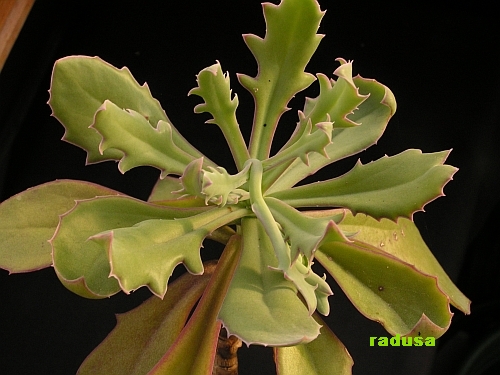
[212,327,242,375]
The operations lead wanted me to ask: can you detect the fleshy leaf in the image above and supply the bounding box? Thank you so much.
[148,176,183,202]
[338,211,470,314]
[149,235,242,375]
[283,257,333,315]
[279,59,367,154]
[48,56,212,165]
[274,314,353,375]
[265,197,346,261]
[263,121,333,170]
[147,174,207,208]
[52,195,209,298]
[77,262,215,375]
[0,180,118,273]
[92,206,249,297]
[177,158,250,206]
[316,241,453,337]
[270,149,457,220]
[91,100,196,177]
[218,218,321,346]
[304,60,368,128]
[201,163,251,206]
[265,75,396,193]
[189,62,249,169]
[240,0,324,159]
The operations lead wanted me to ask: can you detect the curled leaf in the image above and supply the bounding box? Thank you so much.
[92,101,196,177]
[265,197,346,261]
[52,195,210,298]
[49,56,209,164]
[91,206,249,297]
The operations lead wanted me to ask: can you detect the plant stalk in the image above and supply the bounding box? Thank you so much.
[213,327,242,375]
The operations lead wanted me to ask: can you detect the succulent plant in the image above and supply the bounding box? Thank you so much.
[0,0,469,373]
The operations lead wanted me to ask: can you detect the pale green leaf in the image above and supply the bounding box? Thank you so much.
[149,235,242,375]
[77,263,215,375]
[265,197,345,261]
[264,75,396,193]
[338,211,470,314]
[0,180,118,273]
[275,314,353,375]
[316,241,453,338]
[240,0,324,159]
[52,195,209,298]
[270,149,457,220]
[148,176,184,202]
[147,177,236,244]
[283,258,333,315]
[278,59,367,156]
[303,60,368,128]
[263,121,333,170]
[48,56,211,165]
[201,163,251,206]
[147,175,207,208]
[92,100,196,177]
[93,206,249,297]
[218,218,321,346]
[189,62,249,169]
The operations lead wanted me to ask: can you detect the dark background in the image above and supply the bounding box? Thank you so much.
[1,1,499,374]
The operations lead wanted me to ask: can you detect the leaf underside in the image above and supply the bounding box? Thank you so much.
[77,262,215,375]
[274,314,353,375]
[149,235,242,375]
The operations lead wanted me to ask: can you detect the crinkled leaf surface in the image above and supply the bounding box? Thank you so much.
[218,218,321,346]
[274,314,353,375]
[189,62,249,169]
[92,101,196,177]
[92,206,248,297]
[270,149,457,220]
[77,262,215,375]
[265,75,396,193]
[240,0,324,159]
[0,180,117,273]
[52,195,209,298]
[149,235,242,375]
[48,56,211,165]
[316,241,452,337]
[338,211,470,314]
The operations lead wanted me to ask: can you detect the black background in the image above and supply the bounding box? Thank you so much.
[1,1,499,374]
